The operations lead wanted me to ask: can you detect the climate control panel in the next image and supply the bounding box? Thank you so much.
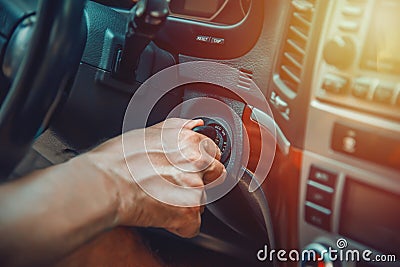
[313,0,400,120]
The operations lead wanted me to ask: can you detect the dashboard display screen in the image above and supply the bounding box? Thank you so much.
[170,0,225,18]
[339,179,400,256]
[184,0,220,15]
[361,1,400,74]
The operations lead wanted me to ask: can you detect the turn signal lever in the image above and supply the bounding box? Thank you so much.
[113,0,169,83]
[192,118,231,165]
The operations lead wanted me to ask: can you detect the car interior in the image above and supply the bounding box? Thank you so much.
[0,0,399,266]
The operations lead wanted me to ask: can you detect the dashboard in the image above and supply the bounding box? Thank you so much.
[3,0,398,266]
[46,0,400,265]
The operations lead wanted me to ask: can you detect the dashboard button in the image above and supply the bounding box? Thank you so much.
[332,123,400,171]
[342,6,363,17]
[352,78,371,99]
[305,202,332,231]
[322,74,349,94]
[339,20,360,32]
[309,165,337,188]
[306,182,334,209]
[374,84,394,104]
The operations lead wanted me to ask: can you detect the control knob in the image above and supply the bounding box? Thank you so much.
[192,118,231,165]
[323,36,356,69]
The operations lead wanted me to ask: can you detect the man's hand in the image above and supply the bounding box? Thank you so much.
[79,118,226,238]
[0,118,225,267]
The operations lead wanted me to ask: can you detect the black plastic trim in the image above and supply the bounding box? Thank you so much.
[0,0,38,38]
[154,0,264,59]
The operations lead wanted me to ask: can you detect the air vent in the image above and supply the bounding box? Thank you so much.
[237,69,253,90]
[278,0,317,93]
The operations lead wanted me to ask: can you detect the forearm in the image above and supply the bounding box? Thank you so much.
[0,118,225,266]
[0,155,119,267]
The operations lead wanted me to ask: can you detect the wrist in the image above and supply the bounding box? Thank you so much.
[68,153,121,229]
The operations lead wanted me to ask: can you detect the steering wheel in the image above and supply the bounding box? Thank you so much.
[0,0,87,178]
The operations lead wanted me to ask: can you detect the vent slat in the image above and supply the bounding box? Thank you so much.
[284,52,303,69]
[289,25,308,41]
[281,65,301,84]
[291,0,313,12]
[287,39,305,56]
[293,12,312,28]
[277,0,316,93]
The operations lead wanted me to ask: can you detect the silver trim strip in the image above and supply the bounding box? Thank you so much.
[249,106,291,155]
[307,180,334,193]
[305,201,332,215]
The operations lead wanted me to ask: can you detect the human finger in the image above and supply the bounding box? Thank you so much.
[202,160,226,185]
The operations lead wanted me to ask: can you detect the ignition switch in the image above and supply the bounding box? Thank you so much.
[192,118,231,165]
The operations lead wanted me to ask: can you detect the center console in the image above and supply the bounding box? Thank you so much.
[316,0,400,120]
[299,0,400,266]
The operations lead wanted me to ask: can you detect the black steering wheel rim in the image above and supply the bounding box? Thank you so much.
[0,0,87,179]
